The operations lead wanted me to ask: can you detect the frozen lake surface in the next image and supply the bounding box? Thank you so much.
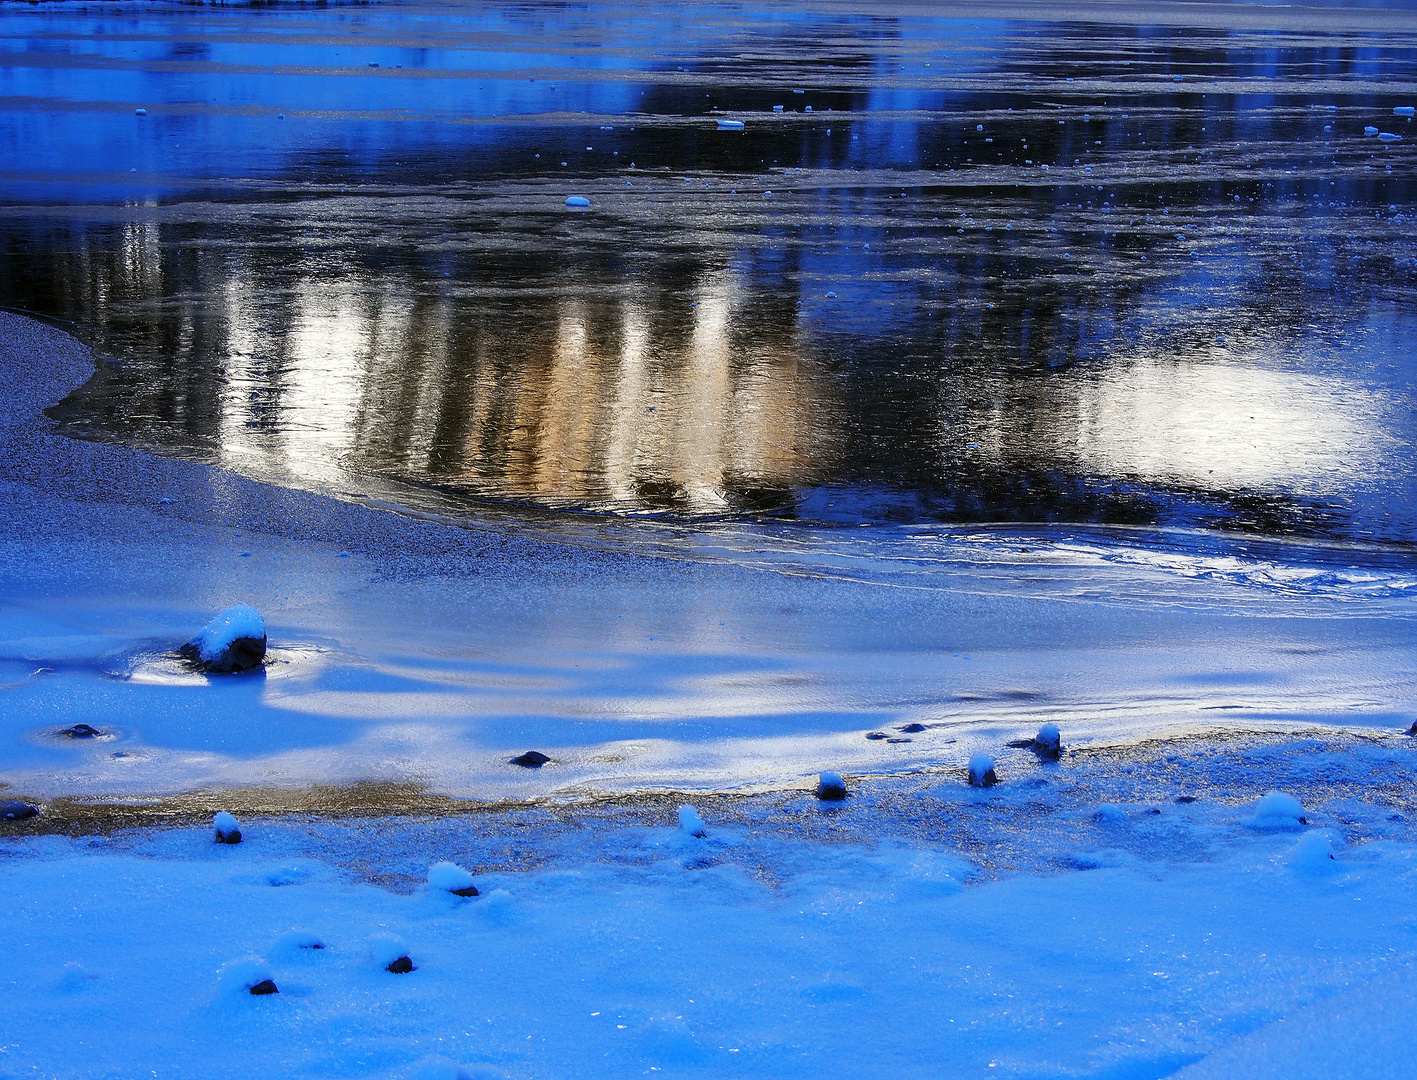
[1,0,1415,540]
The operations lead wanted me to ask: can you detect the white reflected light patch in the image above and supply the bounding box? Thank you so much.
[1066,358,1396,493]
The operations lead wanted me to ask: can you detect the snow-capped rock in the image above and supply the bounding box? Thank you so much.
[510,750,550,768]
[1250,790,1307,829]
[218,956,277,996]
[429,861,479,897]
[178,606,266,674]
[816,772,848,800]
[370,932,413,973]
[968,755,998,787]
[678,805,707,838]
[213,811,242,844]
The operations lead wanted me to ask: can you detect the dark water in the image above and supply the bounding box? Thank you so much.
[3,0,1417,544]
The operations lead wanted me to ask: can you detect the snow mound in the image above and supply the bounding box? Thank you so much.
[1289,831,1341,876]
[476,889,515,926]
[406,1056,506,1080]
[678,805,707,837]
[56,961,94,992]
[428,861,478,896]
[271,928,326,959]
[1250,791,1306,829]
[1094,803,1128,824]
[368,932,412,971]
[216,955,275,997]
[190,606,265,663]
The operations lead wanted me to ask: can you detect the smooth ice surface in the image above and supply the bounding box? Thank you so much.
[191,606,266,663]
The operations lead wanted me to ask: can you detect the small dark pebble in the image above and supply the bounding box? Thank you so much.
[0,800,39,821]
[60,724,103,738]
[1176,795,1198,804]
[510,750,551,767]
[1147,807,1161,814]
[1407,721,1417,737]
[886,737,912,744]
[865,732,889,740]
[898,723,926,733]
[248,979,279,995]
[216,829,243,844]
[386,956,414,974]
[451,885,479,898]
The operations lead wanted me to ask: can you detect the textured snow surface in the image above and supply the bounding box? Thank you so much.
[3,756,1416,1079]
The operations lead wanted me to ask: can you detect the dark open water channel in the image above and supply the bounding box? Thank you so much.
[3,0,1416,548]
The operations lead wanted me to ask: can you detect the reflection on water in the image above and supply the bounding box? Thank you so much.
[3,0,1417,542]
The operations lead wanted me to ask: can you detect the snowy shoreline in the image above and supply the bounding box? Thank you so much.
[2,312,1416,1078]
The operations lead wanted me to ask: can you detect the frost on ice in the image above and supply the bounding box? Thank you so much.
[179,605,266,674]
[428,860,479,897]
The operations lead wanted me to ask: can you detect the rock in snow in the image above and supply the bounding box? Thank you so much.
[1,800,38,821]
[510,750,550,768]
[218,956,277,996]
[213,811,243,844]
[428,861,479,897]
[1033,723,1062,758]
[370,932,414,973]
[968,755,999,787]
[678,805,708,837]
[178,606,267,674]
[816,772,848,800]
[59,723,102,738]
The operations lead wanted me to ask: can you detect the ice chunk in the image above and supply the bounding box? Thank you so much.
[1250,790,1306,829]
[369,932,413,972]
[180,605,266,673]
[967,754,998,787]
[716,119,744,130]
[816,772,848,800]
[213,811,242,844]
[428,860,479,897]
[1378,132,1402,142]
[678,805,707,837]
[217,956,277,996]
[564,195,591,207]
[1366,126,1380,136]
[1395,106,1415,116]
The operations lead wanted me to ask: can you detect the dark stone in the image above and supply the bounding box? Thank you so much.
[816,775,848,801]
[886,737,912,744]
[968,768,999,788]
[386,956,414,974]
[215,828,243,844]
[865,732,889,740]
[898,723,926,733]
[1031,741,1062,761]
[177,635,267,675]
[1176,795,1198,804]
[451,885,479,898]
[248,979,279,995]
[1,801,39,821]
[1407,721,1417,736]
[60,724,103,738]
[1004,738,1035,749]
[510,750,551,767]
